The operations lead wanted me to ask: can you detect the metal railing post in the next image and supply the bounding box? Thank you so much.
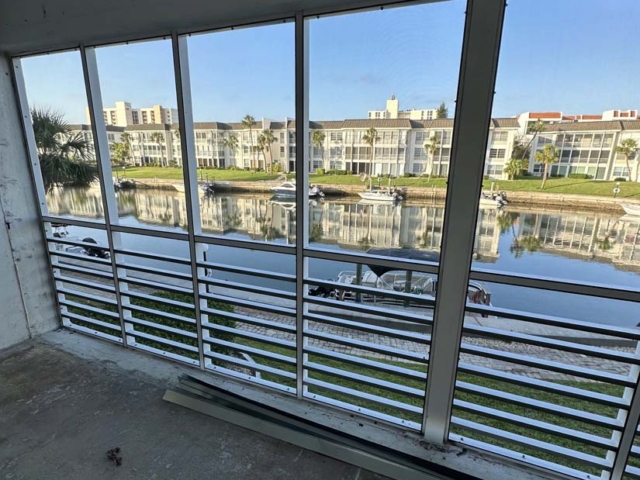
[81,46,129,345]
[609,343,640,479]
[172,32,207,369]
[295,12,310,398]
[422,0,506,444]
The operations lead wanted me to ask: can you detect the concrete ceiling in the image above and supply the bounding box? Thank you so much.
[0,0,412,55]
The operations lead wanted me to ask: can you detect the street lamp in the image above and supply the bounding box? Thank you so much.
[613,181,621,198]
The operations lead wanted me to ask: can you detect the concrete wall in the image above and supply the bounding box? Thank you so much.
[0,54,59,350]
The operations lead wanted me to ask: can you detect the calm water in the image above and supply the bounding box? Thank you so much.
[48,187,640,327]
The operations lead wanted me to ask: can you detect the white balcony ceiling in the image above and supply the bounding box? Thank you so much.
[0,0,434,55]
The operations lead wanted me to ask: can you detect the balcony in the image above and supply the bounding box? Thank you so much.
[0,333,383,480]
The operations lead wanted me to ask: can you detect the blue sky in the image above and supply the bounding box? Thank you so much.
[21,0,640,124]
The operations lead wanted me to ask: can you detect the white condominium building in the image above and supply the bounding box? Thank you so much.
[368,95,438,121]
[70,105,640,182]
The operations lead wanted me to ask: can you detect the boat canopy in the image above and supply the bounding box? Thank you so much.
[365,248,439,277]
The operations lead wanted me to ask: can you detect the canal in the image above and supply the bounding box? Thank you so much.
[47,187,640,327]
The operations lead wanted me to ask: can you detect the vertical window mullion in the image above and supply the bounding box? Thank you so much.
[422,0,506,444]
[295,13,310,398]
[11,59,49,216]
[80,46,129,346]
[171,32,206,369]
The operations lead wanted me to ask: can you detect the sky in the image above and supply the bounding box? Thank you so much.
[20,0,640,125]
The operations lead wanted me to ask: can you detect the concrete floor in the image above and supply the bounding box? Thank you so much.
[0,333,387,480]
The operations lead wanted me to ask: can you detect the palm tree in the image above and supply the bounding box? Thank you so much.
[535,144,559,190]
[503,158,526,180]
[31,108,96,192]
[110,142,130,167]
[362,127,380,179]
[520,119,546,163]
[261,129,276,172]
[150,132,165,166]
[424,134,441,181]
[242,115,257,171]
[312,130,326,170]
[615,138,638,181]
[223,135,239,167]
[121,132,133,165]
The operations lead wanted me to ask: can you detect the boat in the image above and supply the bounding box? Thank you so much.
[358,188,403,203]
[358,176,403,203]
[270,180,324,198]
[309,248,491,306]
[622,203,640,216]
[173,184,185,193]
[51,224,110,259]
[113,177,136,191]
[479,190,508,208]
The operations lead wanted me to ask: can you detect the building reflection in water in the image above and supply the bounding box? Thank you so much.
[47,187,640,270]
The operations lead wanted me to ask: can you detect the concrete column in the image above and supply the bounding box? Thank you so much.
[0,54,58,350]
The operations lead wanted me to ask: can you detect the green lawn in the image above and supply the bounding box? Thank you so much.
[312,173,640,198]
[120,167,280,182]
[119,167,640,199]
[66,289,629,476]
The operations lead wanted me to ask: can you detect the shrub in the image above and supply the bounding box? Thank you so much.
[568,173,592,179]
[614,177,627,182]
[404,173,415,178]
[315,168,325,175]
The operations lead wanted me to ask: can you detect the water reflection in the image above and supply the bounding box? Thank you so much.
[48,187,640,273]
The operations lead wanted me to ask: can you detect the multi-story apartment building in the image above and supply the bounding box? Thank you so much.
[529,121,640,180]
[85,101,179,127]
[70,103,640,181]
[368,95,437,121]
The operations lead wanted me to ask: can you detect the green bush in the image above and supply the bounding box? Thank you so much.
[614,177,627,182]
[568,173,592,179]
[315,168,325,175]
[403,173,415,178]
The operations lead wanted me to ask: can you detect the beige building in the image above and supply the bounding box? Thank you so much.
[85,101,178,127]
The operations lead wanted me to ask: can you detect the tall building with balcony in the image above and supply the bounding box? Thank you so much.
[85,101,179,127]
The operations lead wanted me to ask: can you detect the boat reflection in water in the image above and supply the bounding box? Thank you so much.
[46,187,640,272]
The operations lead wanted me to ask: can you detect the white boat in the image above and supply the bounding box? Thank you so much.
[309,248,491,306]
[173,184,185,193]
[270,180,324,198]
[358,175,403,203]
[479,191,508,208]
[622,203,640,216]
[358,189,402,203]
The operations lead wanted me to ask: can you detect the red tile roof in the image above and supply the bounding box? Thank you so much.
[530,112,562,119]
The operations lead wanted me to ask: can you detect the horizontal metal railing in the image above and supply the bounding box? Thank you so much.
[42,219,640,480]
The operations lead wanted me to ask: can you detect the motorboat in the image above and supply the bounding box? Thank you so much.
[50,224,110,259]
[173,184,185,193]
[358,188,403,203]
[479,190,508,208]
[358,175,403,203]
[622,203,640,216]
[270,180,324,198]
[309,247,491,306]
[114,177,136,191]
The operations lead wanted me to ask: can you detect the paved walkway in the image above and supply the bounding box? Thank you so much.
[233,307,636,381]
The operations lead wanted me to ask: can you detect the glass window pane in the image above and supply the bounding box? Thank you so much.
[95,39,186,230]
[21,51,106,222]
[308,0,465,258]
[186,23,294,244]
[466,1,640,475]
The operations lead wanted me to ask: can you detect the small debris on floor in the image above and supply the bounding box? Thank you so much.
[107,447,123,466]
